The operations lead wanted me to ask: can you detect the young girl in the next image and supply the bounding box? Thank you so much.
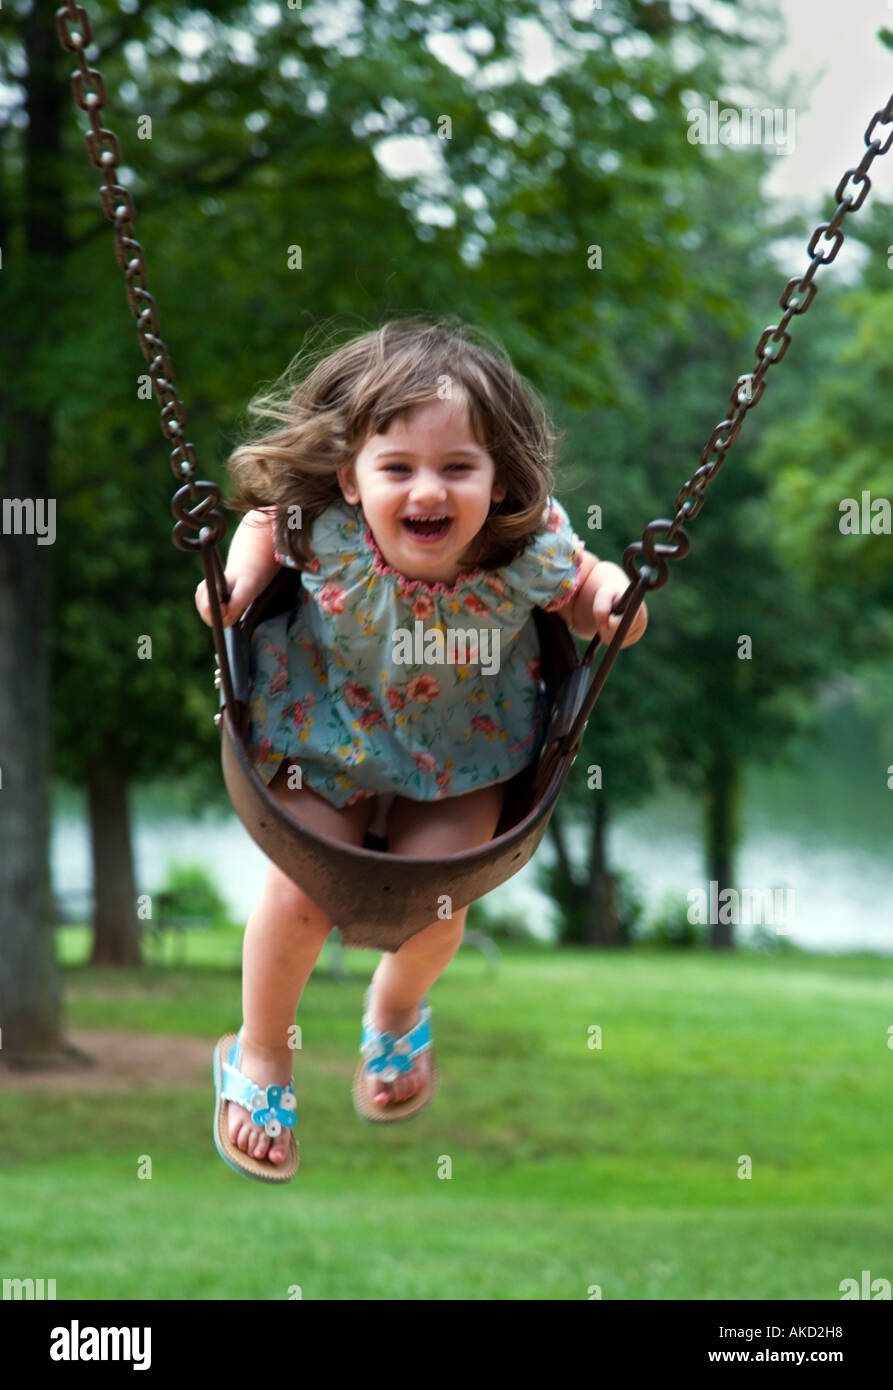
[196,317,647,1182]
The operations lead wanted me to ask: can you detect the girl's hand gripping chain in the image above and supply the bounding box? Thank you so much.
[592,562,648,648]
[194,570,262,629]
[194,509,281,629]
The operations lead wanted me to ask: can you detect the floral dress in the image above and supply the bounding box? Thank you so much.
[247,496,586,807]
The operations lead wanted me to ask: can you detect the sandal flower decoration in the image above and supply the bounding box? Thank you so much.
[361,1032,414,1085]
[249,1084,297,1138]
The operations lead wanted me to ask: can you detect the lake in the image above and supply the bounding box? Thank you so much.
[51,694,892,953]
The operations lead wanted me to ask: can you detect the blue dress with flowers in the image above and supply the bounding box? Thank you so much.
[246,496,585,807]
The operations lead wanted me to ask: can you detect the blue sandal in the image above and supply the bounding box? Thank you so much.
[352,989,439,1123]
[213,1026,299,1182]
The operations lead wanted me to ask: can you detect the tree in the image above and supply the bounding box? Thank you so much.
[0,0,74,1065]
[44,0,762,966]
[748,195,893,734]
[538,154,862,949]
[0,0,795,1059]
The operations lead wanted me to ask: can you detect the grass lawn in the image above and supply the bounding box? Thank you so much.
[0,931,889,1300]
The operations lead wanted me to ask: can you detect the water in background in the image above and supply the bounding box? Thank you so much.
[52,696,892,954]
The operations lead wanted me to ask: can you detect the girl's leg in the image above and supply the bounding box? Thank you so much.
[230,776,376,1162]
[364,781,506,1106]
[232,863,331,1163]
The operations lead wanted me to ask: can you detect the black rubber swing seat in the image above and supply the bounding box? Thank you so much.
[219,568,594,951]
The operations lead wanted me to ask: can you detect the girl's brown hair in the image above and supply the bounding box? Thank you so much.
[225,314,563,570]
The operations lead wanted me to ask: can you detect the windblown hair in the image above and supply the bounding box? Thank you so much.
[225,314,564,570]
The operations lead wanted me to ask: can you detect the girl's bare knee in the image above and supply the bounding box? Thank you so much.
[262,863,330,933]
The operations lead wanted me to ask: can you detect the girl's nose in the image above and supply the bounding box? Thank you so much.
[408,470,448,503]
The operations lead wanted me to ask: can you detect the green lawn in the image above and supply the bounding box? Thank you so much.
[0,933,890,1299]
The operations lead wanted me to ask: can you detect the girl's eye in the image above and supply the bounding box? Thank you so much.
[381,463,470,473]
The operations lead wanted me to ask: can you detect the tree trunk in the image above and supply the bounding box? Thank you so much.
[705,737,739,950]
[547,804,576,884]
[583,797,620,946]
[0,409,65,1066]
[87,770,143,967]
[0,5,71,1069]
[546,806,590,942]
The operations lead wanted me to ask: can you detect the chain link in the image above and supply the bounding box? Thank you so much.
[555,89,893,767]
[56,2,226,533]
[618,90,893,592]
[56,0,235,716]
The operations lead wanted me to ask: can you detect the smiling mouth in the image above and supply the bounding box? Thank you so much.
[401,516,453,541]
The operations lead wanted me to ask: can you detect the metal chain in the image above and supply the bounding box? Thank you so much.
[622,93,893,593]
[553,89,893,768]
[55,0,236,717]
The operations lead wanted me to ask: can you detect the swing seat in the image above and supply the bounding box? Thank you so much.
[219,569,591,951]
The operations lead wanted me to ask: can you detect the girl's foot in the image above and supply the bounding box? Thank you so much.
[366,1001,431,1106]
[226,1038,294,1164]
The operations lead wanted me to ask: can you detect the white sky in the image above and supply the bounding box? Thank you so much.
[379,2,892,211]
[762,0,892,207]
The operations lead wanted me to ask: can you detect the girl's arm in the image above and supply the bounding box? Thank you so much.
[225,508,280,590]
[559,551,648,648]
[194,508,280,628]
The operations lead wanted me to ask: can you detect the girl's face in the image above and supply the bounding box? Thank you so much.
[336,396,506,582]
